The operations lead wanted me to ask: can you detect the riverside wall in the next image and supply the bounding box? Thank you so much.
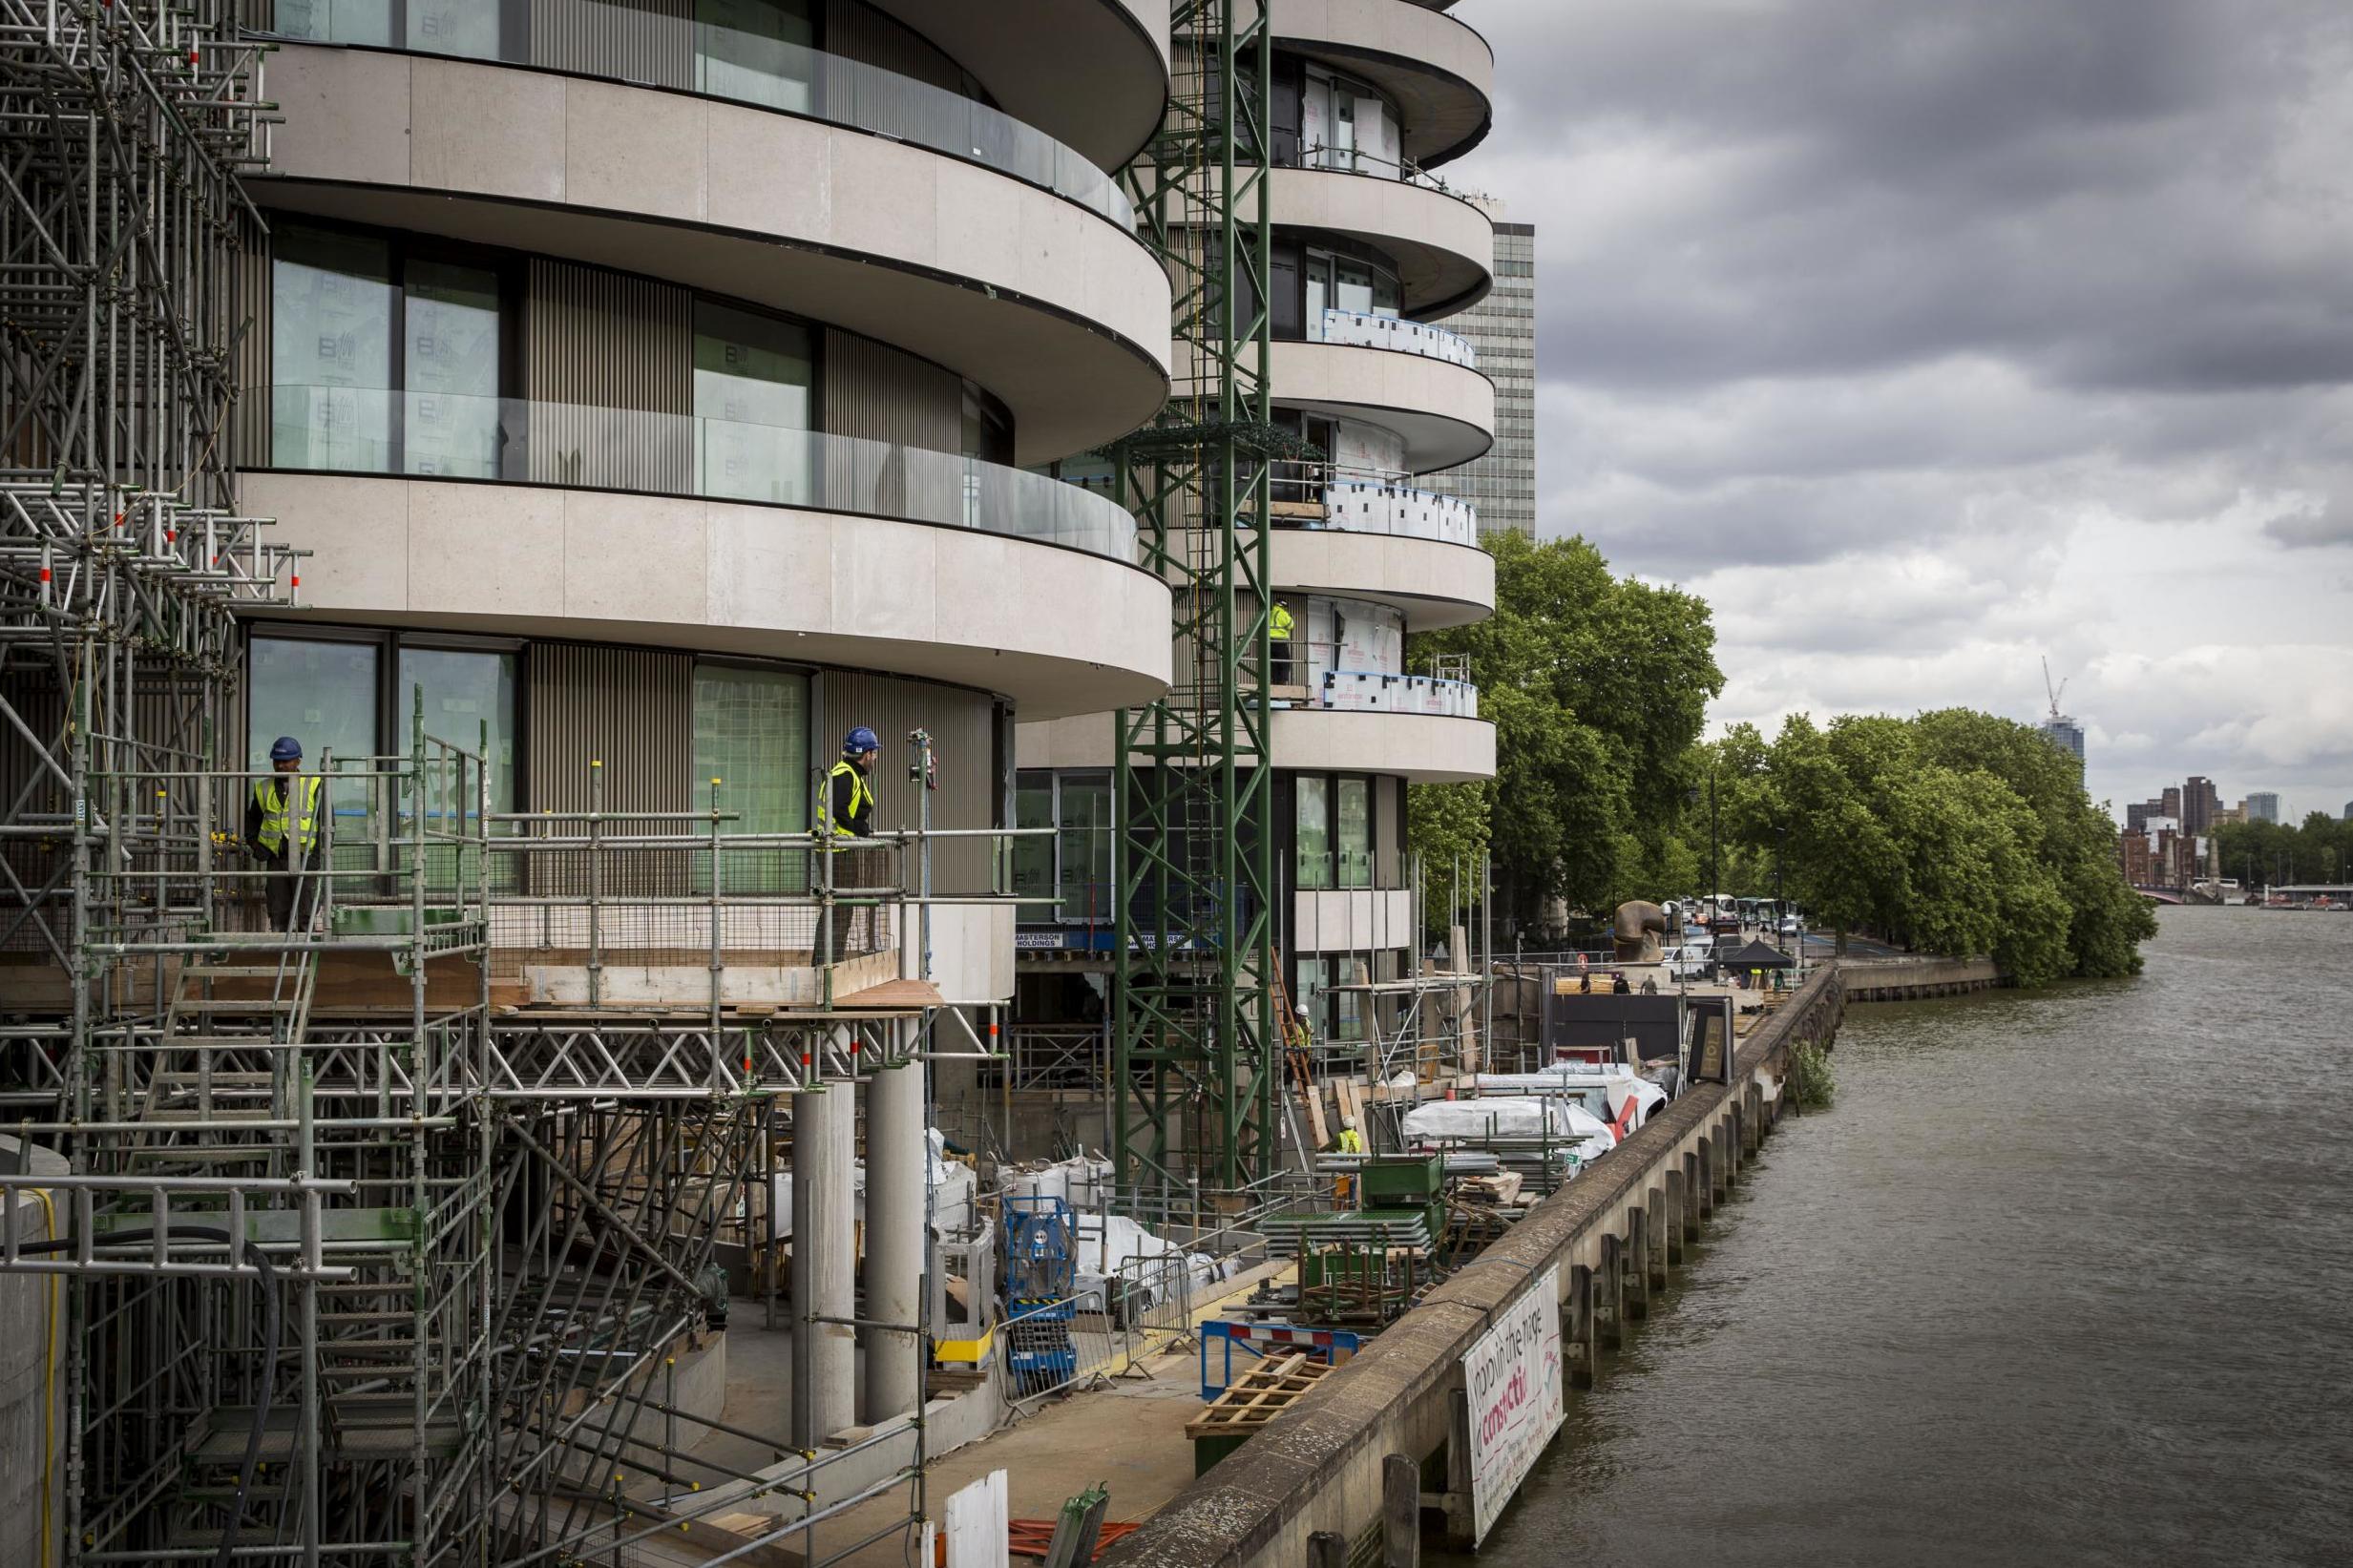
[1838,955,2006,1001]
[1097,966,1849,1568]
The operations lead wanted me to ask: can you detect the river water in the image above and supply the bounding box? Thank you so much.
[1451,906,2353,1567]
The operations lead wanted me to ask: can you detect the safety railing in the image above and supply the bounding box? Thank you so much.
[1313,306,1478,368]
[260,387,1141,564]
[1002,1287,1112,1407]
[257,0,1134,228]
[995,1023,1109,1092]
[1290,138,1463,198]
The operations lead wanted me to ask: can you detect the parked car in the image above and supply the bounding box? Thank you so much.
[1777,913,1801,937]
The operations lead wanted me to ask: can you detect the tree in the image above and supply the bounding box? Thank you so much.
[1406,533,1722,933]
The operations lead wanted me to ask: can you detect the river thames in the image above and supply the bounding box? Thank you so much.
[1449,906,2353,1567]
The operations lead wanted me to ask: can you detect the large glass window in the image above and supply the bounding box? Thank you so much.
[1013,777,1055,909]
[699,0,815,113]
[1056,776,1114,926]
[396,646,515,816]
[271,0,393,48]
[271,224,508,477]
[1296,776,1334,890]
[249,636,383,868]
[403,260,503,478]
[407,0,502,58]
[1336,778,1371,889]
[272,226,396,472]
[694,301,815,504]
[691,662,810,891]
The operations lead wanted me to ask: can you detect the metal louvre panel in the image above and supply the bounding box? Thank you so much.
[524,260,693,492]
[525,642,693,900]
[818,329,964,512]
[532,0,695,89]
[232,211,271,470]
[823,0,969,97]
[820,672,994,893]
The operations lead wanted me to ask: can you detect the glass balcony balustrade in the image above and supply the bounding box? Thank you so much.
[263,0,1134,229]
[264,385,1140,562]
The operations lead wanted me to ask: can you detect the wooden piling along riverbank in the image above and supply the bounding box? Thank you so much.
[1096,966,1851,1568]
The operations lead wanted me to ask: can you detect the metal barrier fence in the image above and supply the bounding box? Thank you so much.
[1002,1288,1111,1409]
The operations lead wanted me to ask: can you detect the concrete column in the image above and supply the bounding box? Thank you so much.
[1645,1188,1669,1292]
[1565,1264,1596,1389]
[1717,1123,1734,1197]
[862,1060,926,1425]
[1625,1207,1649,1322]
[1595,1233,1624,1350]
[1664,1168,1688,1263]
[1695,1140,1714,1219]
[792,1081,856,1444]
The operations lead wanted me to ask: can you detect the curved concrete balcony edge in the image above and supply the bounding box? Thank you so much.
[262,46,1173,465]
[242,472,1174,721]
[1269,528,1495,630]
[1270,0,1494,167]
[1271,339,1496,472]
[1016,708,1497,783]
[1267,165,1494,320]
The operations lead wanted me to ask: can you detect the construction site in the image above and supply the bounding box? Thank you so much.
[0,2,1815,1565]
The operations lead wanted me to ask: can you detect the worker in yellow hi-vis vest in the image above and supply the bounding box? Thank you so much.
[1333,1123,1364,1203]
[243,736,322,933]
[816,725,883,962]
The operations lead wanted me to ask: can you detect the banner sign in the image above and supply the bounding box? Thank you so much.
[1462,1265,1565,1542]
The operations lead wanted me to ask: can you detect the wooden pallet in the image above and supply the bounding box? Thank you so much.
[1183,1352,1334,1440]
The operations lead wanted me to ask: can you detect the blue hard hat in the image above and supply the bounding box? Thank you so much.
[843,725,880,756]
[268,736,303,763]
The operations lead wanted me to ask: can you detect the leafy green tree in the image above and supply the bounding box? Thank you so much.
[1406,533,1721,930]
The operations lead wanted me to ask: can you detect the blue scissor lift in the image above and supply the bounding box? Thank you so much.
[1002,1194,1078,1395]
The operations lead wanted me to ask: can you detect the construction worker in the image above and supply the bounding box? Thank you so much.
[1333,1123,1364,1204]
[244,736,322,933]
[1270,597,1296,688]
[817,726,882,959]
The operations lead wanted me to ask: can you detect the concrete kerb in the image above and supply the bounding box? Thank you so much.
[1094,967,1844,1568]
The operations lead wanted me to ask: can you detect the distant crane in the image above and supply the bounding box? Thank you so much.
[2043,657,2069,722]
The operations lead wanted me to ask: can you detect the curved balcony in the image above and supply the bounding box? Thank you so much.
[242,467,1172,721]
[867,0,1172,171]
[1271,339,1494,472]
[260,45,1172,462]
[1313,307,1477,368]
[1271,0,1494,167]
[1267,525,1493,632]
[1017,708,1498,783]
[1272,707,1496,782]
[260,3,1136,228]
[261,386,1139,561]
[1267,166,1492,319]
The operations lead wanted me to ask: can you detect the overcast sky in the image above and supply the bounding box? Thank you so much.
[1449,0,2353,826]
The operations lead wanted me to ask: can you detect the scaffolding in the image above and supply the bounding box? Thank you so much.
[1112,0,1283,1197]
[0,13,959,1560]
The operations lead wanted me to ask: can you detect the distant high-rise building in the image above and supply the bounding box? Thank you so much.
[2183,777,2222,835]
[2162,786,2182,819]
[2343,800,2352,822]
[1422,208,1534,539]
[2037,714,2085,765]
[2243,792,2280,825]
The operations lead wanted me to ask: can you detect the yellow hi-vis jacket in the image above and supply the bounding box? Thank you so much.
[819,760,874,847]
[1336,1127,1364,1154]
[1271,602,1295,641]
[251,776,322,855]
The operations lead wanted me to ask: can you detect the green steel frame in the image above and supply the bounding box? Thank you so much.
[1112,0,1282,1193]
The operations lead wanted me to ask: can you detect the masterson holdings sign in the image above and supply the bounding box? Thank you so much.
[1462,1265,1565,1542]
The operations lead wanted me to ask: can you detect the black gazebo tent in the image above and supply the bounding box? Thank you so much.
[1717,937,1796,971]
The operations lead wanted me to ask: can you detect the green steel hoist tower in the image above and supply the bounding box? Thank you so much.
[1112,0,1289,1194]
